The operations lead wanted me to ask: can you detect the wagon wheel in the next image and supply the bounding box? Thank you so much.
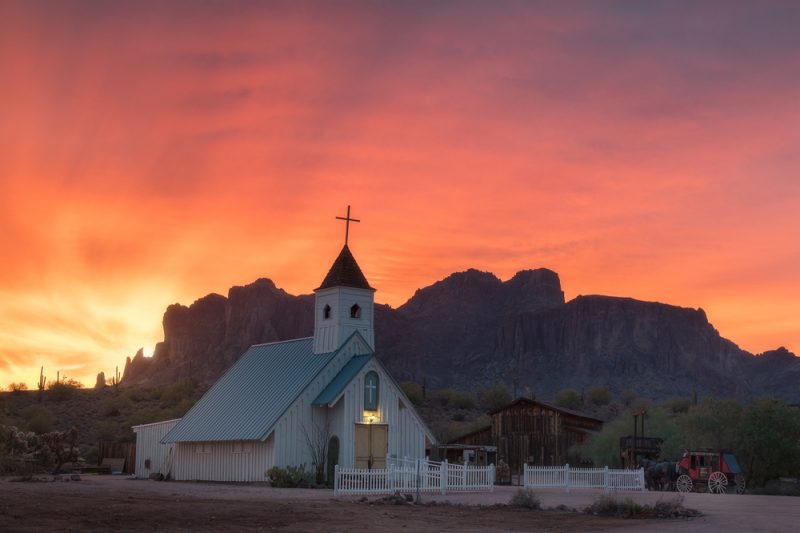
[676,474,693,493]
[707,471,728,494]
[734,475,746,495]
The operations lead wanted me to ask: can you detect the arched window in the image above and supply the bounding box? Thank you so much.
[350,303,361,319]
[364,371,379,411]
[323,304,331,319]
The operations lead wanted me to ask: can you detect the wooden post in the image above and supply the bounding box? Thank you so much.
[441,459,448,495]
[565,463,570,493]
[604,466,609,493]
[334,464,339,496]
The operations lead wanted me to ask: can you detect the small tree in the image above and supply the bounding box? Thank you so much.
[40,426,80,474]
[554,388,582,410]
[585,387,612,407]
[7,382,27,393]
[301,409,330,485]
[479,381,513,411]
[400,381,424,406]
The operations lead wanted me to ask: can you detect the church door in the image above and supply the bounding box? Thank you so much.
[354,423,388,469]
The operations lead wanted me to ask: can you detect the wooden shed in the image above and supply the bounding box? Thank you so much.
[451,398,603,475]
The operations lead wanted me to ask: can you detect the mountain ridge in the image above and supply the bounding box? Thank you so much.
[120,268,799,402]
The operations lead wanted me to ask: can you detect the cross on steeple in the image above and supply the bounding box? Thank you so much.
[336,205,360,245]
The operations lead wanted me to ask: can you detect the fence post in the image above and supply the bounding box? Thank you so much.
[604,465,609,493]
[490,464,495,493]
[442,459,448,495]
[334,464,339,496]
[565,464,570,493]
[638,467,645,491]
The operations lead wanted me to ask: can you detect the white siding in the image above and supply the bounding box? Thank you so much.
[313,286,375,353]
[132,419,180,479]
[273,334,372,467]
[332,360,430,468]
[172,435,274,482]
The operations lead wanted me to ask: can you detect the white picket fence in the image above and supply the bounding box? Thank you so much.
[334,458,495,496]
[524,464,645,492]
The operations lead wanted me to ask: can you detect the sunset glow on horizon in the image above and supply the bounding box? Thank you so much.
[1,1,799,388]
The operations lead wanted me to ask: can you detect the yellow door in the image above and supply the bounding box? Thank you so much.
[354,423,388,469]
[355,424,371,469]
[371,424,388,469]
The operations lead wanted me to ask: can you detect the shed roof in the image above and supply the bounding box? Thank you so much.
[162,337,336,443]
[490,397,604,423]
[316,244,374,291]
[312,354,372,406]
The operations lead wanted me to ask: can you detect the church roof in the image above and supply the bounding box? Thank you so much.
[316,244,374,291]
[312,354,373,406]
[161,338,336,443]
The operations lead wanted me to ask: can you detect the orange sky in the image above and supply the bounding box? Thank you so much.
[1,1,798,388]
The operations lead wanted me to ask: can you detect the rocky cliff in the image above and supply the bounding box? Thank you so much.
[121,269,800,402]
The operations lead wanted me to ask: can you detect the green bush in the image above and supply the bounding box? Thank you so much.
[7,382,27,393]
[159,379,198,408]
[266,464,311,487]
[509,489,541,510]
[585,387,611,407]
[663,396,692,414]
[585,495,642,517]
[452,391,476,410]
[479,382,512,411]
[400,382,424,406]
[47,379,82,401]
[20,405,55,434]
[554,388,582,410]
[99,395,132,417]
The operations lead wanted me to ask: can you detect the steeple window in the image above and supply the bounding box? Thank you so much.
[350,303,361,319]
[323,304,332,319]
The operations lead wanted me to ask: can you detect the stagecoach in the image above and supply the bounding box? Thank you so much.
[675,450,746,494]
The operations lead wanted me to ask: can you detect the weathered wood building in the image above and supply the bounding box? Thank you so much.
[451,398,603,475]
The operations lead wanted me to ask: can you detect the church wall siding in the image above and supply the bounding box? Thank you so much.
[333,360,428,468]
[172,436,274,482]
[273,335,371,468]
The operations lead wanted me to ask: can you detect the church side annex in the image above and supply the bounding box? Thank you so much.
[133,208,435,482]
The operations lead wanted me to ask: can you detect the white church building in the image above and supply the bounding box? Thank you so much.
[133,224,435,483]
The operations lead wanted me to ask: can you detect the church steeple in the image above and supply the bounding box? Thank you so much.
[313,207,375,354]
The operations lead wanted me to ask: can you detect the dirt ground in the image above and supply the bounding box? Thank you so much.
[1,476,798,532]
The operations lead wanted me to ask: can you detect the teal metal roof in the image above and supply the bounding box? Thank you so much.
[312,354,372,406]
[162,338,335,443]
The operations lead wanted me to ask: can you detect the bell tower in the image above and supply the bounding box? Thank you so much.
[313,207,375,354]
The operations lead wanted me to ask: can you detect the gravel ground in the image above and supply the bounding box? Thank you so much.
[1,475,798,532]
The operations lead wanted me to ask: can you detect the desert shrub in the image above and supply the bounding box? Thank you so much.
[432,388,455,407]
[479,382,512,411]
[95,420,125,442]
[619,389,638,407]
[509,489,541,510]
[663,396,692,414]
[124,386,158,403]
[585,495,642,517]
[99,395,132,417]
[554,388,582,410]
[47,378,82,401]
[160,379,198,408]
[127,406,172,428]
[20,405,56,434]
[167,397,198,419]
[266,464,311,487]
[651,495,686,516]
[7,382,27,393]
[451,391,476,410]
[0,425,53,474]
[585,387,611,407]
[400,382,424,406]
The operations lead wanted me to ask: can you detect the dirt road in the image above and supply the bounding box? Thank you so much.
[1,476,797,532]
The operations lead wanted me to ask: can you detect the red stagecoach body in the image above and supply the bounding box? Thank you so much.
[675,450,745,494]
